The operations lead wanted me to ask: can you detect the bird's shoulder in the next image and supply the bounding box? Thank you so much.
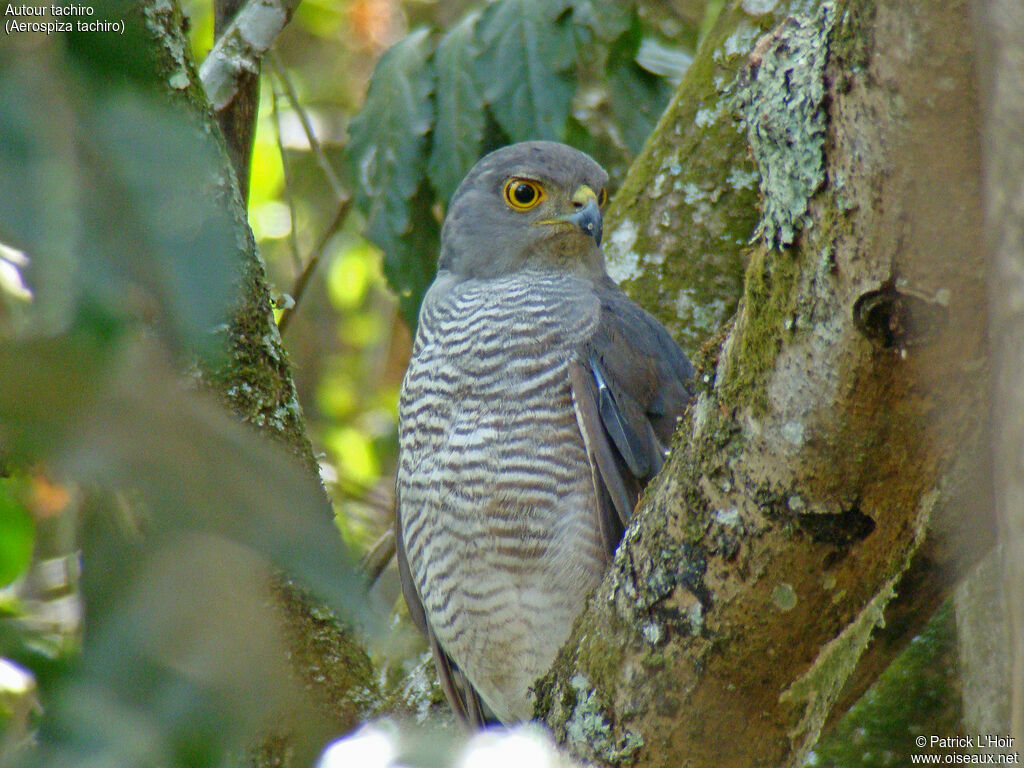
[586,277,694,432]
[568,277,695,550]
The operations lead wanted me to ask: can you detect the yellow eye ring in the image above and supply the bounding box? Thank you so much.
[503,178,545,211]
[598,187,608,208]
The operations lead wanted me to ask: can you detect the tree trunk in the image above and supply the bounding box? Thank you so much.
[974,0,1024,748]
[140,2,376,762]
[955,555,1012,746]
[537,1,992,766]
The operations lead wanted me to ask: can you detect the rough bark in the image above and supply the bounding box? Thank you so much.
[974,0,1024,746]
[141,1,376,761]
[536,2,991,767]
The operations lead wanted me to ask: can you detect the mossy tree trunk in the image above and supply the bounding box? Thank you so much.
[139,1,376,763]
[537,1,993,766]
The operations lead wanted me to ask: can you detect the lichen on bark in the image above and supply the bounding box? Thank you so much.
[541,1,991,767]
[732,2,838,247]
[601,2,774,355]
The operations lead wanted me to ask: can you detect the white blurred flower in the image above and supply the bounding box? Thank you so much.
[0,242,32,301]
[317,723,399,768]
[316,721,584,768]
[458,724,576,768]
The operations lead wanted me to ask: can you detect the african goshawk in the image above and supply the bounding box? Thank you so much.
[396,141,694,726]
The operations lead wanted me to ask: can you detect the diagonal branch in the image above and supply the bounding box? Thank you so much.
[199,0,302,112]
[269,55,348,204]
[276,199,351,335]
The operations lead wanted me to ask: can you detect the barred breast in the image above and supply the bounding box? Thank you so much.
[398,269,607,723]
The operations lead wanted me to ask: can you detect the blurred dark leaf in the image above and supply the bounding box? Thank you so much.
[0,21,381,767]
[427,12,485,204]
[0,334,382,768]
[475,0,576,142]
[0,335,376,628]
[344,28,435,322]
[0,45,79,336]
[0,40,237,362]
[384,181,442,329]
[63,0,156,87]
[78,92,240,360]
[606,14,674,154]
[38,535,308,768]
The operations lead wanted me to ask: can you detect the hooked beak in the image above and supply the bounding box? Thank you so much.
[566,198,603,246]
[536,185,604,246]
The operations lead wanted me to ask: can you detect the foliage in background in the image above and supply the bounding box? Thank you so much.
[0,484,33,591]
[343,0,685,328]
[0,5,380,765]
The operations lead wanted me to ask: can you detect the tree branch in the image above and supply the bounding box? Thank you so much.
[276,199,351,335]
[199,0,302,112]
[538,2,991,766]
[211,0,262,202]
[145,4,379,764]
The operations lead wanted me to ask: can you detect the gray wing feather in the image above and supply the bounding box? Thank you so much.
[570,278,694,548]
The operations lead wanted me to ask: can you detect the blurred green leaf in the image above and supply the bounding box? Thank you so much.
[0,44,238,362]
[567,0,632,42]
[80,93,240,357]
[0,484,33,588]
[476,0,576,142]
[0,18,383,766]
[0,333,379,616]
[606,14,674,154]
[345,28,435,328]
[0,334,382,768]
[427,12,486,204]
[0,46,79,336]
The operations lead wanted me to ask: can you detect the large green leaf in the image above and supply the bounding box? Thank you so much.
[0,46,238,362]
[0,25,380,768]
[344,29,435,317]
[0,334,381,768]
[476,0,576,142]
[606,14,674,155]
[427,12,486,205]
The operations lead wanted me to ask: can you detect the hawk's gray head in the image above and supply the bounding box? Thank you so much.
[438,141,610,279]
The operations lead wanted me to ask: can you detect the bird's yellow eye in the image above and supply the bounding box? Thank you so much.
[598,188,608,208]
[503,178,545,211]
